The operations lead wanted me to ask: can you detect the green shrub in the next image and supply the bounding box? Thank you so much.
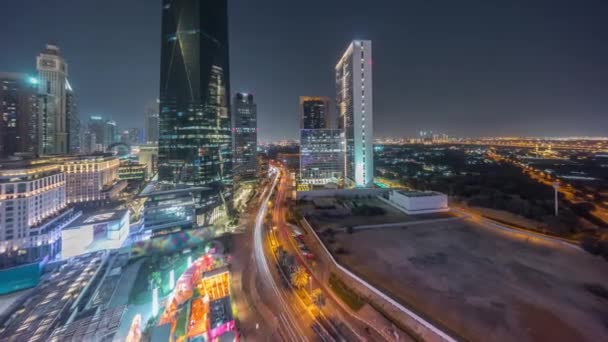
[329,273,365,311]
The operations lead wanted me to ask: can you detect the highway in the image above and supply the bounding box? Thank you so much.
[252,167,309,341]
[271,165,397,342]
[487,150,608,225]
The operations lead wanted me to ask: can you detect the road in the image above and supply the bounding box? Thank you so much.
[488,150,608,225]
[232,168,313,341]
[272,166,397,342]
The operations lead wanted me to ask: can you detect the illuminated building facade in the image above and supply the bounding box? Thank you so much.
[66,82,80,154]
[158,0,233,219]
[0,161,78,266]
[142,187,198,234]
[233,93,257,183]
[57,155,125,204]
[118,161,147,181]
[336,40,374,187]
[0,73,39,158]
[300,129,343,185]
[299,96,342,185]
[37,44,71,155]
[145,101,159,144]
[138,144,158,180]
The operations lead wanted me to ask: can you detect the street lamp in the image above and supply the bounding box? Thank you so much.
[552,182,560,216]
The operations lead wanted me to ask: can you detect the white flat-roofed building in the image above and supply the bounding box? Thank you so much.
[61,209,129,258]
[389,190,449,215]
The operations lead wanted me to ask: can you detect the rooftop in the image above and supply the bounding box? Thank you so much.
[65,209,128,229]
[395,190,445,197]
[0,251,106,341]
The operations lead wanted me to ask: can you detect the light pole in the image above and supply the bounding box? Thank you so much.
[552,182,560,216]
[309,275,313,294]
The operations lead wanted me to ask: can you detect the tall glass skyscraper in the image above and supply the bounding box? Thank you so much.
[159,0,232,220]
[336,40,374,187]
[233,93,257,183]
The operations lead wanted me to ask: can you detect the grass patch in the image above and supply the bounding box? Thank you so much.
[329,273,365,311]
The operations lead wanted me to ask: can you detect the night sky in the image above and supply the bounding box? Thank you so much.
[1,0,607,141]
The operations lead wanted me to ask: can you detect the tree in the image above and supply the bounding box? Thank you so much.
[290,266,309,289]
[311,289,325,309]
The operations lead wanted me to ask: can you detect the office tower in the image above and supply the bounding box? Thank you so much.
[0,73,39,158]
[66,81,81,154]
[37,44,70,155]
[336,40,374,187]
[233,92,257,183]
[300,96,331,129]
[127,127,143,145]
[299,96,342,185]
[299,129,343,185]
[159,0,232,222]
[104,119,117,148]
[87,116,105,152]
[145,101,159,144]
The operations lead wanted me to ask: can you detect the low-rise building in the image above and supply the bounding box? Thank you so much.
[141,187,198,236]
[118,160,147,181]
[61,209,129,258]
[388,190,449,215]
[0,160,79,267]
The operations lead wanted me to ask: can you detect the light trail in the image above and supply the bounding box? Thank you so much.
[253,167,308,341]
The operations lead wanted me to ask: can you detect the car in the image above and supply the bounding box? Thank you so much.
[302,251,314,260]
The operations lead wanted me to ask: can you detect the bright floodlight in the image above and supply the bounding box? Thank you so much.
[152,287,159,316]
[169,269,175,290]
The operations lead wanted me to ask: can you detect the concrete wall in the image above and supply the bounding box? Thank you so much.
[296,188,388,200]
[301,217,457,342]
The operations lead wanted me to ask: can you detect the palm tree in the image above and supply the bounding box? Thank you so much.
[311,289,325,308]
[290,266,309,290]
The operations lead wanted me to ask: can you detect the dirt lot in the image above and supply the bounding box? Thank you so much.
[323,219,608,342]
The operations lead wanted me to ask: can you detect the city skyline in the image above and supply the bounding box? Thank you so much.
[1,0,607,141]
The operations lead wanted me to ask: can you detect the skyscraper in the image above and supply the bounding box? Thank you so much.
[36,44,70,155]
[66,80,81,154]
[159,0,232,219]
[0,73,39,158]
[233,93,257,183]
[104,119,117,148]
[87,115,105,153]
[299,96,342,185]
[300,96,331,130]
[336,40,374,187]
[145,101,159,144]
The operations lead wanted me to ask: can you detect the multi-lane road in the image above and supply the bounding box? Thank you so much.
[232,165,391,341]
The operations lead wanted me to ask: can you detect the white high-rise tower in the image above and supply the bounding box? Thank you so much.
[336,40,374,187]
